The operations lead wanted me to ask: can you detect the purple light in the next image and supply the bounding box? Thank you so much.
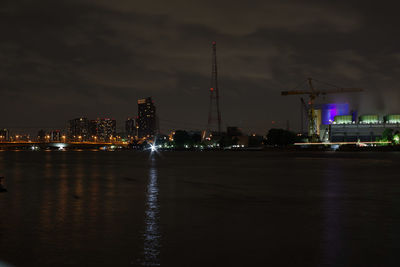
[317,103,349,124]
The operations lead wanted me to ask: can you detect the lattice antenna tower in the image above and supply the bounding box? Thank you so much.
[207,41,222,133]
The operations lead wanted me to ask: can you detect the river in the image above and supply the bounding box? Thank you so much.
[1,150,400,266]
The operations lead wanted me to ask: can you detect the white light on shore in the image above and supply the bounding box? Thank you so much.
[150,144,157,152]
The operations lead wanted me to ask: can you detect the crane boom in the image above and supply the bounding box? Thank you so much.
[319,88,363,95]
[282,88,363,96]
[282,91,313,96]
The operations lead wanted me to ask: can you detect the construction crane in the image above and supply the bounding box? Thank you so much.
[282,78,363,142]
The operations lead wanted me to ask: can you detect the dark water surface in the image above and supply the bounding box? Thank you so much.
[1,151,400,266]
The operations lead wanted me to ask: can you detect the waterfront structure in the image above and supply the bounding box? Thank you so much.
[0,129,10,141]
[137,97,156,138]
[125,117,136,138]
[37,129,46,142]
[50,130,61,142]
[315,103,350,125]
[304,103,356,141]
[89,119,97,138]
[330,114,400,142]
[67,117,90,141]
[385,115,400,124]
[13,134,30,142]
[281,78,362,142]
[92,118,116,141]
[311,104,353,139]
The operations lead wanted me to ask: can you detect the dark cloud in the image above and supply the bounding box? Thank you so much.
[0,0,399,133]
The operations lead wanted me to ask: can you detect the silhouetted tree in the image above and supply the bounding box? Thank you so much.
[266,128,297,146]
[173,130,191,148]
[190,133,202,145]
[382,128,394,142]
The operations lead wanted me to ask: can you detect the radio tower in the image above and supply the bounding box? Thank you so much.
[207,41,222,134]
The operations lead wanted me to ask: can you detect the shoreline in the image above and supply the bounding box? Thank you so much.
[1,145,400,152]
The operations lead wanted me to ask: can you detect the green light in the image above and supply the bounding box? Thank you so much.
[359,115,379,124]
[385,115,400,123]
[334,115,352,124]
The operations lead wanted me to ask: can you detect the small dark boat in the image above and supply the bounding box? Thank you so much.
[0,176,7,192]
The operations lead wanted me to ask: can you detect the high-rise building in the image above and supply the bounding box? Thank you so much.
[37,129,46,142]
[92,118,116,141]
[67,117,90,141]
[50,130,61,142]
[89,119,97,139]
[125,117,136,138]
[137,97,156,138]
[0,129,9,141]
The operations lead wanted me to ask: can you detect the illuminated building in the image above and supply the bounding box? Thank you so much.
[307,103,352,141]
[37,129,46,142]
[359,115,379,124]
[385,114,400,124]
[50,130,61,142]
[330,114,400,142]
[0,129,9,141]
[315,103,349,125]
[125,117,136,138]
[137,97,156,138]
[92,118,116,141]
[67,117,90,141]
[312,109,322,136]
[89,119,97,138]
[334,115,353,124]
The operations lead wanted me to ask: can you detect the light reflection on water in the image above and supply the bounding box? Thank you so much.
[322,164,343,266]
[2,151,399,266]
[143,156,161,266]
[0,151,148,265]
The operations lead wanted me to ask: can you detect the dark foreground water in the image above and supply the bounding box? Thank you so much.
[1,151,400,266]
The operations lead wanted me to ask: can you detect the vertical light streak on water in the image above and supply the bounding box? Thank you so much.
[143,157,160,266]
[322,164,342,266]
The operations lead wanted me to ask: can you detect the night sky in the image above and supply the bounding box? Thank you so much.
[1,0,399,134]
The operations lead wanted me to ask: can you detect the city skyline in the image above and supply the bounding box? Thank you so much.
[2,2,400,267]
[1,1,399,135]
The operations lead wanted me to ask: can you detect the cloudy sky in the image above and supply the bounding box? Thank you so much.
[1,0,399,134]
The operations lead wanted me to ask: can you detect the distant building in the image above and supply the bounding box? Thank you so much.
[330,114,400,142]
[0,129,9,141]
[16,134,30,142]
[315,103,349,125]
[89,119,97,138]
[125,117,136,138]
[92,118,116,141]
[137,97,156,138]
[37,129,46,142]
[236,136,249,147]
[50,130,61,142]
[68,117,90,141]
